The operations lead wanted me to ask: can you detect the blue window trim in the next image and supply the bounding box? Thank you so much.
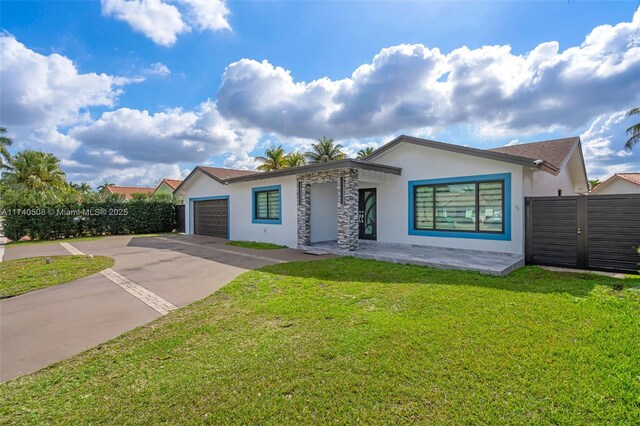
[251,185,282,224]
[408,173,511,241]
[188,195,230,239]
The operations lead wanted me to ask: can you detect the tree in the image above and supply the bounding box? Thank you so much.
[588,179,602,191]
[305,137,346,163]
[0,127,13,170]
[97,181,115,192]
[356,147,375,159]
[0,150,67,191]
[255,145,287,171]
[284,152,306,167]
[79,183,92,193]
[624,107,640,151]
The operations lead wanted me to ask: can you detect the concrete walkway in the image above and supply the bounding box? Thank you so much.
[305,240,524,276]
[1,235,329,381]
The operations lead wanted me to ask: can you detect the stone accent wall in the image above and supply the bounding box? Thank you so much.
[297,168,359,251]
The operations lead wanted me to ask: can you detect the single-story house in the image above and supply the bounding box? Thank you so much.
[589,173,640,195]
[103,185,155,199]
[174,135,588,257]
[155,179,183,196]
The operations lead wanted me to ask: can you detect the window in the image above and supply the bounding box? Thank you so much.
[252,185,281,224]
[411,175,508,236]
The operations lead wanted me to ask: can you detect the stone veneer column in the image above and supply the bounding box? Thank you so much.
[337,168,359,251]
[297,181,311,246]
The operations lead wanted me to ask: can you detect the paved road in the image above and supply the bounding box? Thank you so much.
[1,235,327,382]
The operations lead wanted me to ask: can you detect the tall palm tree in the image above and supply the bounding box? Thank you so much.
[97,181,115,192]
[284,152,306,168]
[624,107,640,151]
[356,147,375,159]
[588,179,602,191]
[255,145,287,171]
[305,137,346,163]
[79,183,92,193]
[1,150,67,191]
[0,127,13,170]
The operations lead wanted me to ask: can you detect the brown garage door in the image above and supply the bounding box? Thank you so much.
[193,198,228,238]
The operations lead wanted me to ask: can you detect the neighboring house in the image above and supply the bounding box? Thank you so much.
[155,179,183,196]
[589,173,640,195]
[103,185,155,200]
[174,135,589,257]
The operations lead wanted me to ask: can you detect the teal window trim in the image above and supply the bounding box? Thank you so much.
[252,185,282,224]
[408,173,511,241]
[188,195,230,238]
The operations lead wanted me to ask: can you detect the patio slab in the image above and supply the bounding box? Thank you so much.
[304,240,524,276]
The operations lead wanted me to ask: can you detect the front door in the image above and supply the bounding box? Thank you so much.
[358,188,377,240]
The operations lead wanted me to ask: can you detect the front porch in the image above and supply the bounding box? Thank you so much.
[303,240,524,276]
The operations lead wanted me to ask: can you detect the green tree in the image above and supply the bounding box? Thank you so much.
[305,137,346,163]
[97,181,115,192]
[356,147,375,159]
[0,127,13,170]
[255,145,287,171]
[624,107,640,151]
[0,150,67,191]
[284,152,306,167]
[588,179,602,191]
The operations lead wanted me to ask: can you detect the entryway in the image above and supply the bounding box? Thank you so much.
[359,188,377,240]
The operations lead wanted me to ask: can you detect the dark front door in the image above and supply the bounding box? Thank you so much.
[358,188,377,240]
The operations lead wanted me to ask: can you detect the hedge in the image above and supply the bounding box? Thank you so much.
[1,200,177,241]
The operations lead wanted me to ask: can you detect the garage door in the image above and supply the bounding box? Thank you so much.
[193,199,228,238]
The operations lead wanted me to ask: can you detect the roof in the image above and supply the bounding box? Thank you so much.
[488,137,580,171]
[364,135,555,172]
[174,160,402,192]
[156,178,183,191]
[615,173,640,186]
[105,185,155,199]
[591,172,640,193]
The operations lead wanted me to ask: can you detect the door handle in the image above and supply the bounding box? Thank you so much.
[577,227,582,234]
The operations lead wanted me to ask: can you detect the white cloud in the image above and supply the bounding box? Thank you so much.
[217,8,640,140]
[581,110,640,180]
[147,62,171,77]
[101,0,231,47]
[0,35,131,129]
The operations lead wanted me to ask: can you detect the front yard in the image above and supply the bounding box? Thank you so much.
[1,258,638,424]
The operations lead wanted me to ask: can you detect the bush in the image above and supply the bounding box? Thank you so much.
[1,194,177,241]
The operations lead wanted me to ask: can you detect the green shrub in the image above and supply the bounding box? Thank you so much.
[1,194,176,241]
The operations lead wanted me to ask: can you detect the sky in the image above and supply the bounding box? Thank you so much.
[1,0,639,188]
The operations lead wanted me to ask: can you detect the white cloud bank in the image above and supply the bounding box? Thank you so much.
[217,8,640,139]
[101,0,231,47]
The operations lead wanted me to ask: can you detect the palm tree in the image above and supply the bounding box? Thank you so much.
[0,127,13,170]
[255,145,287,171]
[588,179,602,191]
[624,107,640,151]
[79,183,92,193]
[356,147,375,159]
[284,152,306,168]
[305,137,346,163]
[97,181,115,192]
[0,150,67,191]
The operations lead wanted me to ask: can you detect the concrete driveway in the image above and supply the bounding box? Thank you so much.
[1,235,327,382]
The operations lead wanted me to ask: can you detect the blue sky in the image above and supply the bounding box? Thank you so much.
[1,1,639,186]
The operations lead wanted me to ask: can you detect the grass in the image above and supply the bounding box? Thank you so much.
[1,258,639,424]
[0,255,114,298]
[226,240,287,250]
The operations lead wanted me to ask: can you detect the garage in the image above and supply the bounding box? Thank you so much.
[193,198,229,238]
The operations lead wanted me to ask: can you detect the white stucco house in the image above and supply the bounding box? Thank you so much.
[174,135,588,258]
[589,173,640,195]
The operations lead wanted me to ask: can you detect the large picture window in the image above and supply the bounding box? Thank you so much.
[252,185,281,224]
[412,177,506,234]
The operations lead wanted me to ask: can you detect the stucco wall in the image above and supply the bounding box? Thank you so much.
[369,144,526,255]
[310,181,338,243]
[178,172,299,247]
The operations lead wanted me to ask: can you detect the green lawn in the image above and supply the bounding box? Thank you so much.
[226,240,287,250]
[0,255,114,298]
[1,258,639,424]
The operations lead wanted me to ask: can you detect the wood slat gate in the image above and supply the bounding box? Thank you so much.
[525,194,640,273]
[176,205,185,233]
